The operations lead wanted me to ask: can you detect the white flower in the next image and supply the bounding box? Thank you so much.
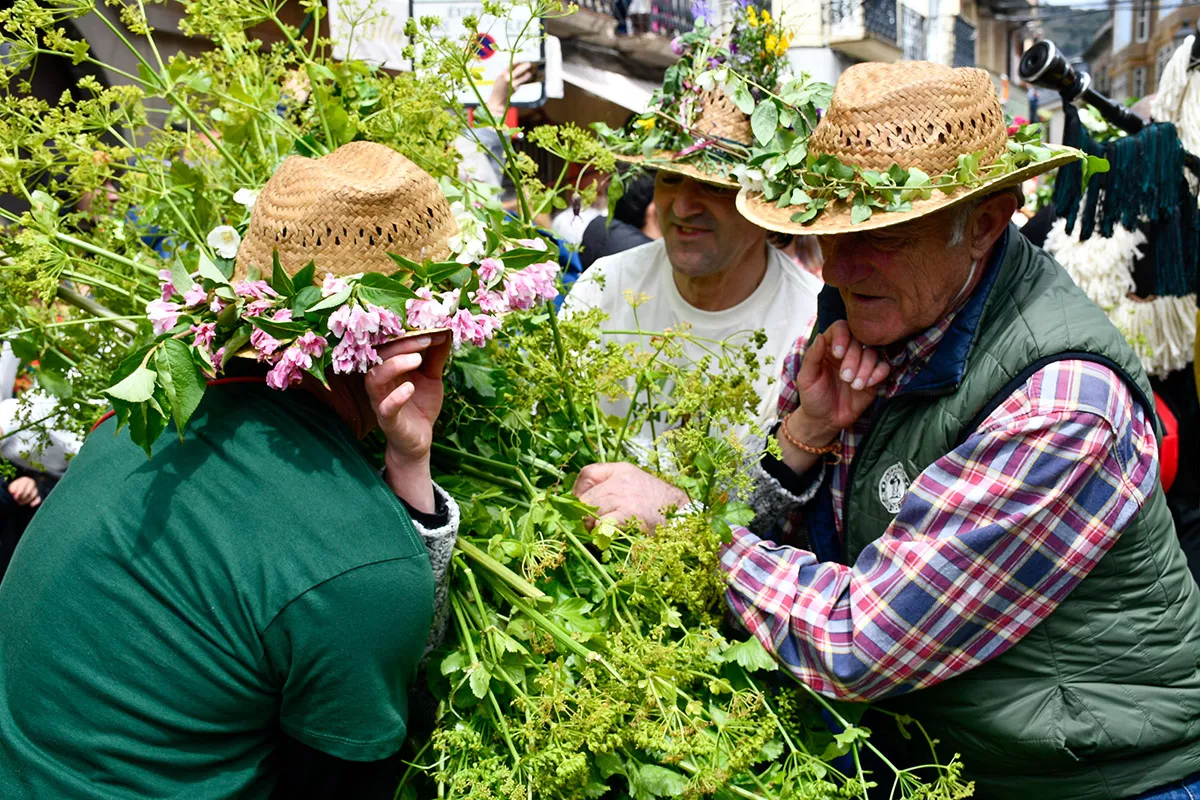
[695,70,717,92]
[207,225,241,259]
[233,188,258,209]
[731,165,765,194]
[448,202,487,264]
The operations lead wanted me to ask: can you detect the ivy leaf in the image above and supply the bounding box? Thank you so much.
[750,101,779,147]
[730,80,755,115]
[468,664,491,699]
[861,170,882,187]
[155,338,206,436]
[850,202,873,224]
[1082,154,1110,187]
[105,363,158,403]
[723,636,778,672]
[786,140,808,166]
[790,206,820,225]
[904,167,930,189]
[631,764,688,799]
[789,188,812,206]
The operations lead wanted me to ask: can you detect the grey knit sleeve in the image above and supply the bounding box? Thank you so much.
[737,433,825,534]
[410,482,461,654]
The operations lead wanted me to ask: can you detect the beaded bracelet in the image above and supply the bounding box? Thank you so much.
[780,410,840,457]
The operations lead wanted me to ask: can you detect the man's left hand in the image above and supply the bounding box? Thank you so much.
[573,462,689,531]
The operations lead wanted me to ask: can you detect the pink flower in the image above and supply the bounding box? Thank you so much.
[328,304,381,342]
[503,263,557,311]
[330,336,382,374]
[447,308,502,349]
[190,322,216,350]
[470,287,509,315]
[157,269,176,302]
[245,298,276,317]
[477,257,503,286]
[250,326,283,362]
[265,346,312,390]
[209,296,228,314]
[322,273,349,297]
[147,299,182,335]
[234,280,278,300]
[373,305,406,340]
[182,285,208,308]
[295,331,327,358]
[272,308,293,322]
[212,347,226,368]
[670,36,685,55]
[405,288,451,330]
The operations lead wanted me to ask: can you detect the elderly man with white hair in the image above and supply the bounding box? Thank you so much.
[574,61,1200,800]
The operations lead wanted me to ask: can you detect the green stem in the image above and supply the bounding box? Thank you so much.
[52,234,158,278]
[1,314,144,339]
[544,310,601,461]
[55,285,138,336]
[455,537,546,600]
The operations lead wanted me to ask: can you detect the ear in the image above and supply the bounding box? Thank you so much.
[966,191,1019,262]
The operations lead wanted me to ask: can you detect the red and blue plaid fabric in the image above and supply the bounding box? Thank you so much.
[720,320,1159,701]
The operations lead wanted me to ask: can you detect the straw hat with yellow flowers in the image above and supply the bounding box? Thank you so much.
[600,2,800,189]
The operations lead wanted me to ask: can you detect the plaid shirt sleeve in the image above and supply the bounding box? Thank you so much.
[720,360,1160,702]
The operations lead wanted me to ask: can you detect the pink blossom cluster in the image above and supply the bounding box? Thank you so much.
[148,299,182,335]
[236,280,281,317]
[405,287,504,350]
[265,331,328,390]
[250,308,294,362]
[501,260,559,311]
[327,303,406,375]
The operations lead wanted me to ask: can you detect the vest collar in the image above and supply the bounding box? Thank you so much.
[815,226,1013,397]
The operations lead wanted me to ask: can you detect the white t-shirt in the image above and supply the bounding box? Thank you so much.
[562,239,822,442]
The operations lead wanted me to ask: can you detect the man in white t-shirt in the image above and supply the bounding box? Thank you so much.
[562,170,821,437]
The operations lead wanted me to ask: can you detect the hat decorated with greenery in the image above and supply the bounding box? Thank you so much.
[105,141,562,455]
[734,61,1107,234]
[597,0,822,189]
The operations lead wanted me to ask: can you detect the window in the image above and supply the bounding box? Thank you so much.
[1112,72,1129,99]
[1133,66,1147,98]
[1135,2,1150,42]
[1157,42,1174,85]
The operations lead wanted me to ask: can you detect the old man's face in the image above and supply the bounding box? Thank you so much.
[655,173,767,279]
[817,196,1015,347]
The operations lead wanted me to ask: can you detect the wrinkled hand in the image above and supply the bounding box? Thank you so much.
[366,333,451,513]
[8,477,40,508]
[573,462,689,532]
[794,320,890,439]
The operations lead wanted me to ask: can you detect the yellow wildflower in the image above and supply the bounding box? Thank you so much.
[746,6,758,26]
[634,117,656,131]
[775,33,791,56]
[761,9,771,24]
[765,33,778,55]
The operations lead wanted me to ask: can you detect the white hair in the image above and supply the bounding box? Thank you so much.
[947,200,980,248]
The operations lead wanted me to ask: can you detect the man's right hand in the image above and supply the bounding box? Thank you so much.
[573,462,689,532]
[777,321,889,474]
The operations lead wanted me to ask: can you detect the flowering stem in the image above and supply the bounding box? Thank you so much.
[53,233,159,278]
[455,538,546,600]
[55,285,139,336]
[544,308,601,462]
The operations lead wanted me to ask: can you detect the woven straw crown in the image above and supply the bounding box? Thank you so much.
[809,62,1007,174]
[693,88,753,147]
[236,141,458,279]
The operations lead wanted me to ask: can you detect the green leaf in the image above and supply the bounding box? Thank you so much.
[730,81,755,115]
[750,101,779,147]
[270,250,294,297]
[468,664,491,699]
[457,362,497,397]
[1082,154,1110,187]
[306,285,351,312]
[35,368,72,399]
[291,261,317,291]
[440,650,466,676]
[292,285,323,315]
[247,317,307,339]
[632,764,688,798]
[156,339,206,436]
[388,252,427,279]
[169,257,196,294]
[499,248,551,270]
[786,140,808,166]
[723,636,778,672]
[426,260,470,283]
[606,171,625,223]
[222,326,252,367]
[790,206,820,225]
[788,188,812,206]
[904,167,930,188]
[197,250,229,285]
[105,364,158,403]
[850,203,873,224]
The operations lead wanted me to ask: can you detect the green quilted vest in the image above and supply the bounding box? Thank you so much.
[833,228,1200,799]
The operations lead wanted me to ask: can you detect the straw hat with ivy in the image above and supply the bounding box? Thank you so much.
[733,61,1103,234]
[599,0,815,189]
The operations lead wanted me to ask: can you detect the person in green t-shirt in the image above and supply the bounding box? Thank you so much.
[0,143,467,799]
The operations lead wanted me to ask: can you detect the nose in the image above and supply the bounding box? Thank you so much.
[670,178,708,220]
[819,236,875,288]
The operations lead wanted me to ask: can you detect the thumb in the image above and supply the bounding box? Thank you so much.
[573,462,618,497]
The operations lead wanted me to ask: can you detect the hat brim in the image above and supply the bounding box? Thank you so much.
[735,150,1080,236]
[615,151,740,190]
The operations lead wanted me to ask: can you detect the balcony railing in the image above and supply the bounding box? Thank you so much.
[573,0,695,37]
[827,0,898,45]
[953,15,976,67]
[901,6,926,60]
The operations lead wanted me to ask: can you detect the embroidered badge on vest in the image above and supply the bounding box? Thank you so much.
[878,462,909,514]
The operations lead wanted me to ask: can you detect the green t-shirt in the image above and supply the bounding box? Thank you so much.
[0,383,435,799]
